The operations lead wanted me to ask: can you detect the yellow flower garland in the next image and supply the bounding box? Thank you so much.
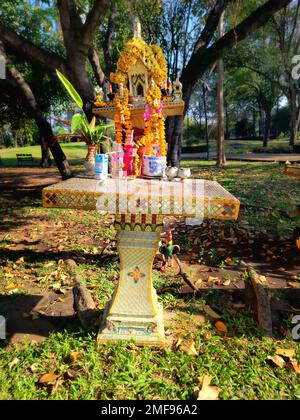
[111,37,168,175]
[115,38,167,87]
[114,81,132,144]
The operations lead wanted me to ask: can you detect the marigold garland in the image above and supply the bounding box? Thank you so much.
[111,36,168,176]
[115,38,167,87]
[114,81,132,144]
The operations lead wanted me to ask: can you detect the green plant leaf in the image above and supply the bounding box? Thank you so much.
[56,69,83,109]
[56,127,69,136]
[71,113,84,133]
[89,116,96,132]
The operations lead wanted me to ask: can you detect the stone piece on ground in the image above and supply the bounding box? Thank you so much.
[243,262,273,337]
[0,285,60,345]
[64,259,78,268]
[31,290,75,318]
[73,276,98,329]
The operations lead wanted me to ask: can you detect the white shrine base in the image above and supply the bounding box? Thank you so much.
[97,224,166,347]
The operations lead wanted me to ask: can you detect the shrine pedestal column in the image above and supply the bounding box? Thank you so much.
[97,214,166,347]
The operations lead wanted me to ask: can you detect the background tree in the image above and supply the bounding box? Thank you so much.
[229,1,300,146]
[225,65,280,146]
[216,10,226,167]
[0,0,110,178]
[0,0,293,174]
[162,0,291,165]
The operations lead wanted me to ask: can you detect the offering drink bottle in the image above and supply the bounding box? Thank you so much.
[111,143,124,178]
[124,131,136,176]
[95,154,108,180]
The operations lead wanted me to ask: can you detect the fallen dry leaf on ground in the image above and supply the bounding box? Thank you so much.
[39,372,59,384]
[198,266,212,273]
[215,321,228,334]
[224,257,236,266]
[290,359,300,374]
[15,256,24,265]
[208,276,221,285]
[51,379,63,395]
[5,283,18,290]
[44,262,56,268]
[222,279,231,287]
[203,305,221,319]
[66,369,78,380]
[176,337,198,356]
[68,352,82,363]
[194,278,202,287]
[195,375,221,400]
[8,358,20,370]
[29,363,39,373]
[267,355,286,368]
[276,348,296,358]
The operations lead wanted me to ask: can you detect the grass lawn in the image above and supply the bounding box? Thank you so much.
[1,138,299,168]
[0,159,299,400]
[0,142,87,167]
[183,138,297,154]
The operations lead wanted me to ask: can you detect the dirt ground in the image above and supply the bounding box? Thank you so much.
[0,167,61,201]
[0,167,299,345]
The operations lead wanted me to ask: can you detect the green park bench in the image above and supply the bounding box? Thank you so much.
[16,153,35,167]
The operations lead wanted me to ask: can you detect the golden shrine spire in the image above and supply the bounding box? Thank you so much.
[132,15,142,39]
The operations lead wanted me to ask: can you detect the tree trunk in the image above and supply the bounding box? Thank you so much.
[103,4,116,75]
[263,110,271,147]
[258,105,263,139]
[49,140,72,180]
[275,102,279,138]
[0,40,72,179]
[36,115,72,178]
[253,108,256,138]
[289,102,300,146]
[36,116,52,167]
[68,58,94,118]
[36,114,72,179]
[14,130,18,148]
[216,12,226,167]
[225,100,230,139]
[166,116,183,167]
[40,134,52,168]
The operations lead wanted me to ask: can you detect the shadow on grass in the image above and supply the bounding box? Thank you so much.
[0,246,118,267]
[0,293,80,348]
[0,292,101,348]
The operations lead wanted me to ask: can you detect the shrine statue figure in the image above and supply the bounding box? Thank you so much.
[173,79,183,102]
[94,85,104,102]
[159,229,180,273]
[119,83,124,99]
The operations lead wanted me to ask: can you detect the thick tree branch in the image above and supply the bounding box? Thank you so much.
[81,0,109,47]
[288,0,300,52]
[103,3,116,74]
[0,40,72,177]
[0,24,67,74]
[57,0,83,52]
[88,47,105,86]
[194,0,233,52]
[205,0,292,68]
[181,0,292,109]
[0,41,39,115]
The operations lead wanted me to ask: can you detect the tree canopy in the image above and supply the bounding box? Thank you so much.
[0,0,296,175]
